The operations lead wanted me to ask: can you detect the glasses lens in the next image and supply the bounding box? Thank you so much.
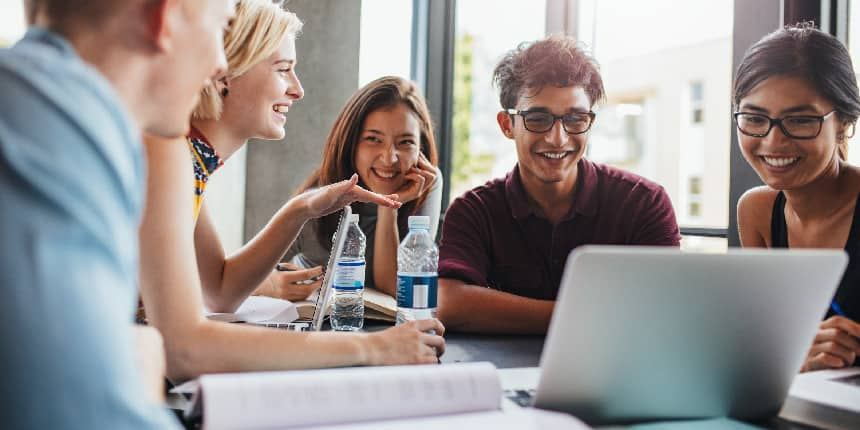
[562,114,592,133]
[736,114,770,135]
[782,116,821,138]
[522,112,554,132]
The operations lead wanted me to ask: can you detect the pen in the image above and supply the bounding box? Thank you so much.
[831,301,860,365]
[830,300,846,317]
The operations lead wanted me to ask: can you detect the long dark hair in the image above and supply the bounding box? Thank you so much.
[733,22,860,160]
[296,76,438,247]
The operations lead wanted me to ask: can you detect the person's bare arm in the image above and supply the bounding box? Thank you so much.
[437,278,555,334]
[139,136,441,381]
[194,196,312,312]
[736,186,775,248]
[372,206,400,296]
[195,172,402,313]
[132,325,167,404]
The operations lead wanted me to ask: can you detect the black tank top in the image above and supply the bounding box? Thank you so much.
[771,191,860,322]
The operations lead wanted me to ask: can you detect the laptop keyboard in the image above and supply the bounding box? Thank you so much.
[504,389,536,407]
[247,321,311,331]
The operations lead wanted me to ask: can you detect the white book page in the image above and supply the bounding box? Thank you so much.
[306,409,591,430]
[785,368,860,412]
[201,362,501,430]
[205,296,298,324]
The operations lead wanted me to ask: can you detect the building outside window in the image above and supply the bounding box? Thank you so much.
[448,0,547,201]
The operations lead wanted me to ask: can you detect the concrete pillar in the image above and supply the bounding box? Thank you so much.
[243,0,362,242]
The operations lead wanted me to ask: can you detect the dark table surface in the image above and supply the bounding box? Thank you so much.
[363,321,824,430]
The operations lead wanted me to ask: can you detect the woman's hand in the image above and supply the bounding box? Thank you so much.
[298,174,401,220]
[801,316,860,372]
[252,263,323,302]
[364,319,446,365]
[395,153,437,204]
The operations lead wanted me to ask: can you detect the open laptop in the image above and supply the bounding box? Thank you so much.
[249,205,351,332]
[514,245,848,425]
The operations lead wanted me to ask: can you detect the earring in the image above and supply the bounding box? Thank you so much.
[221,88,229,97]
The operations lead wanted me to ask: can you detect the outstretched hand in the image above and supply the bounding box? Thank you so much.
[299,174,401,220]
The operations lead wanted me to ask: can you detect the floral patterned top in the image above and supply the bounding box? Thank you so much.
[187,127,224,220]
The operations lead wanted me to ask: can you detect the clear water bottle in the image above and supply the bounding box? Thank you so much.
[331,214,365,331]
[396,216,438,325]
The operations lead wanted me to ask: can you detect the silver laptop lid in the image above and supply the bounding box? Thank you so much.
[309,205,351,331]
[535,245,847,424]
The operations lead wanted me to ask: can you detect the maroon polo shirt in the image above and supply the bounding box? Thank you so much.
[438,158,681,300]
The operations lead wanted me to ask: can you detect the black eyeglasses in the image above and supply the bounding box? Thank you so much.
[506,109,596,134]
[733,110,836,139]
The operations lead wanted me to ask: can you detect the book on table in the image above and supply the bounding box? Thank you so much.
[205,287,396,328]
[779,367,860,429]
[171,362,589,429]
[295,287,397,323]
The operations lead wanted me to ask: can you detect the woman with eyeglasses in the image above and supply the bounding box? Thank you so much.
[281,76,441,299]
[734,22,860,372]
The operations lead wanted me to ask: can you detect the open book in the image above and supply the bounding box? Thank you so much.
[295,287,397,323]
[173,362,588,429]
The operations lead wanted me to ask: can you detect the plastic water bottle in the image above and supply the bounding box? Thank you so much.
[331,214,365,331]
[396,216,438,325]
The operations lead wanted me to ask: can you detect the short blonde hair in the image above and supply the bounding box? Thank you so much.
[192,0,303,120]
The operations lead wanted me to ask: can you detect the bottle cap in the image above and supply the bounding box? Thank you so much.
[348,214,359,223]
[408,215,430,230]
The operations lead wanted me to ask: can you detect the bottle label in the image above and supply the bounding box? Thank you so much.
[334,260,365,290]
[397,274,437,308]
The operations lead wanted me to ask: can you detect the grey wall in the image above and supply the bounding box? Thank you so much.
[244,0,362,241]
[727,0,782,246]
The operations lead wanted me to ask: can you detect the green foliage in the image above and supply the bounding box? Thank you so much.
[451,33,496,193]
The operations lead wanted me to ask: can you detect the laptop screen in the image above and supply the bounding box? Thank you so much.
[309,205,352,331]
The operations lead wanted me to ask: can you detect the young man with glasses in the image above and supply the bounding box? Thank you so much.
[436,35,681,334]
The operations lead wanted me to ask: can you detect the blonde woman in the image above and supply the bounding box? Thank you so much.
[140,0,444,382]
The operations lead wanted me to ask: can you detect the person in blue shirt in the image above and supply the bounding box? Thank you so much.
[0,0,234,428]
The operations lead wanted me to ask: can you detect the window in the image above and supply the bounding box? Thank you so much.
[690,82,704,124]
[359,0,413,86]
[688,176,703,218]
[846,0,860,166]
[449,0,547,201]
[0,2,26,47]
[578,0,733,240]
[587,102,644,166]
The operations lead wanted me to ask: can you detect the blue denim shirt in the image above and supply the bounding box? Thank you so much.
[0,28,179,429]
